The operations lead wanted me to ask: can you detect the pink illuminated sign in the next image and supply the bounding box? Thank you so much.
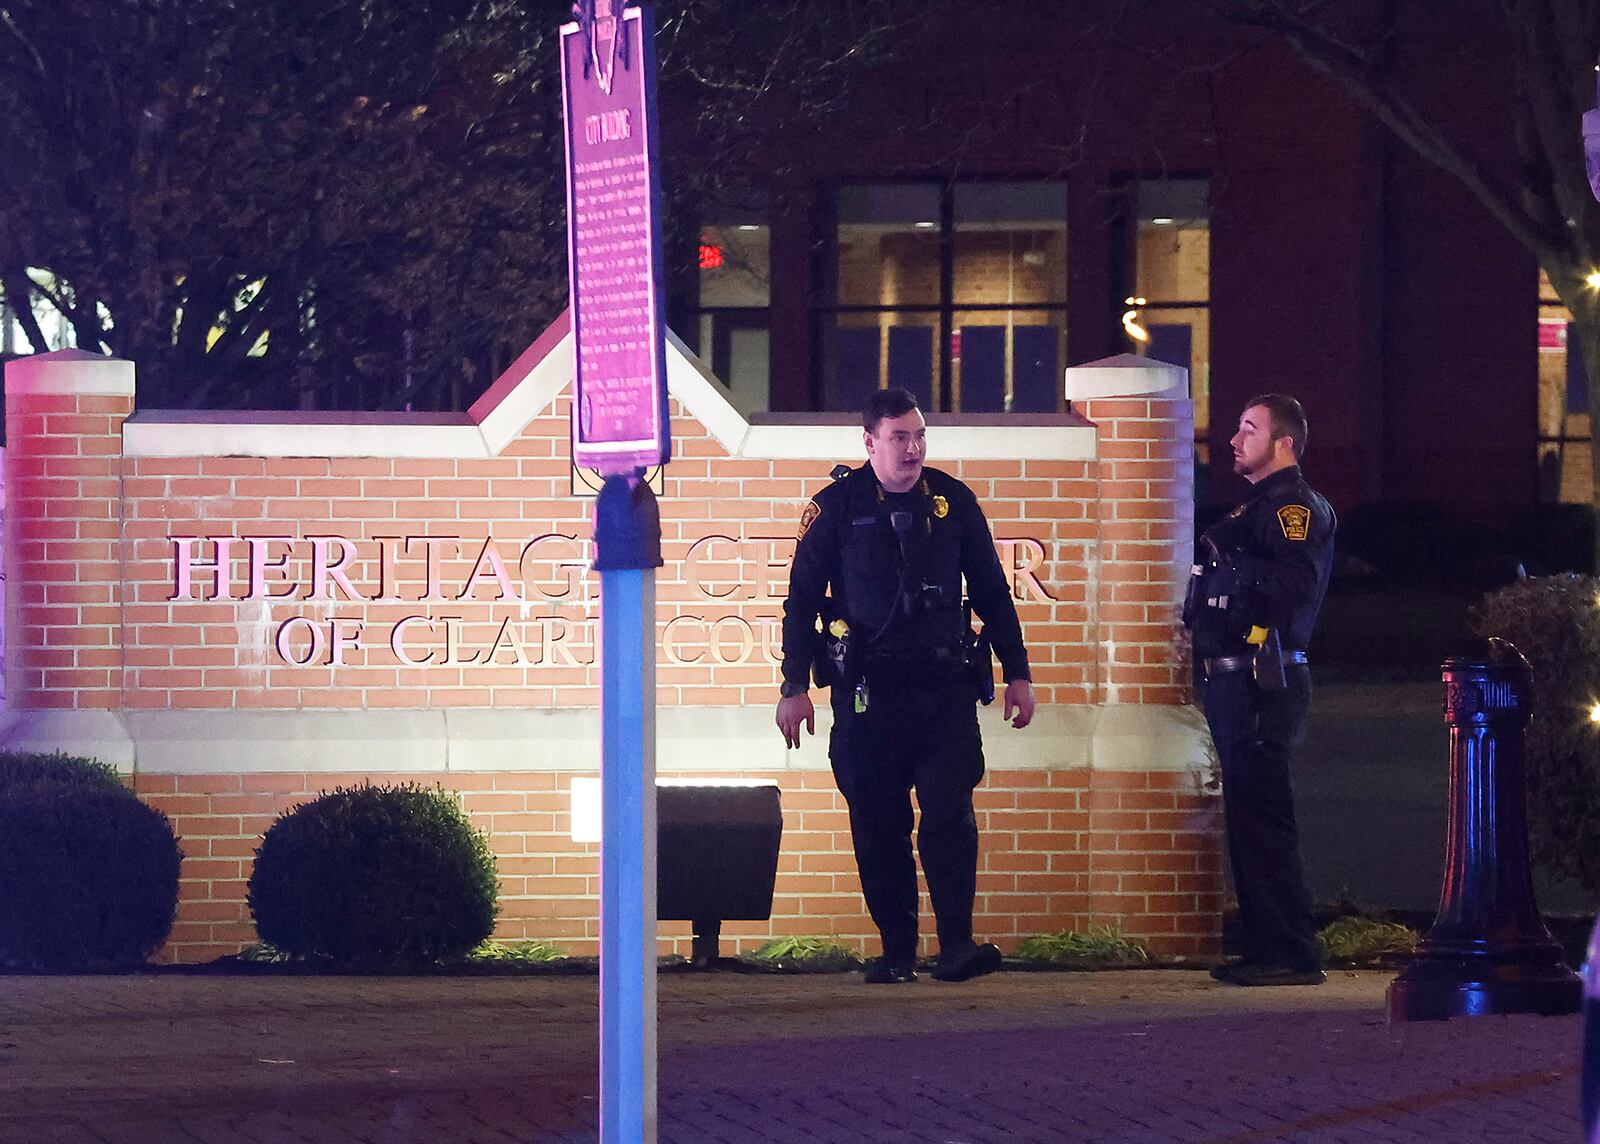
[561,3,670,474]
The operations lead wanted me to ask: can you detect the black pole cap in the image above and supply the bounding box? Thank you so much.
[592,472,664,572]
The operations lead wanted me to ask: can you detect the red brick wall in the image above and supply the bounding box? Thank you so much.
[5,379,130,707]
[4,337,1220,962]
[133,767,1220,963]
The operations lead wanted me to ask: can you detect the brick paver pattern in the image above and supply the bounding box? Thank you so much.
[0,971,1577,1143]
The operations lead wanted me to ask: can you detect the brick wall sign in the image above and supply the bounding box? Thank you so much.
[2,328,1220,963]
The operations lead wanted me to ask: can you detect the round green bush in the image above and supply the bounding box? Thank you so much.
[0,750,122,792]
[0,777,183,970]
[1474,574,1600,895]
[248,783,498,965]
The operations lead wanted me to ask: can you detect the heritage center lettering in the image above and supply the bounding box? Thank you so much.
[166,533,1054,668]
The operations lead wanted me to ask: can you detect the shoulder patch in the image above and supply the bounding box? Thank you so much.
[1276,504,1311,542]
[797,499,821,542]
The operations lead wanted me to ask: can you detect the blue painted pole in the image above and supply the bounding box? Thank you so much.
[594,473,662,1144]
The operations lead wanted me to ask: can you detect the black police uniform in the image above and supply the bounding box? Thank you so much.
[1184,464,1335,972]
[780,464,1030,965]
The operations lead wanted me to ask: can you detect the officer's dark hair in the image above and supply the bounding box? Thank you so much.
[1244,393,1308,460]
[863,387,920,434]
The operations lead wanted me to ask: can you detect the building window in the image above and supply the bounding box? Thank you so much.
[690,190,771,413]
[1538,269,1589,504]
[1124,177,1210,453]
[819,181,1068,413]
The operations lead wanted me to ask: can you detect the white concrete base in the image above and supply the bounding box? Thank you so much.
[0,703,1212,780]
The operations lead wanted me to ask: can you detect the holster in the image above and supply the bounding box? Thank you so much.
[811,601,855,690]
[1252,627,1287,691]
[962,600,996,706]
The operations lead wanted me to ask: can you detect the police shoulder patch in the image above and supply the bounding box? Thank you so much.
[1276,504,1311,541]
[797,499,821,541]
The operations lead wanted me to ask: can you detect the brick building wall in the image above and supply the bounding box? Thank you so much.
[2,321,1220,963]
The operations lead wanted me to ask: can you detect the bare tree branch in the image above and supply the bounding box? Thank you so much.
[1220,0,1568,266]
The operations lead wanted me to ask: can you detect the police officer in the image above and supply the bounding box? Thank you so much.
[775,387,1035,985]
[1186,394,1335,987]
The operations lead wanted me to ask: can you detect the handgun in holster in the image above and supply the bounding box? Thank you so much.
[812,602,855,691]
[961,600,996,706]
[1253,626,1287,691]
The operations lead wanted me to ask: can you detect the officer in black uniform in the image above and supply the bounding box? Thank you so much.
[775,387,1035,985]
[1186,394,1335,987]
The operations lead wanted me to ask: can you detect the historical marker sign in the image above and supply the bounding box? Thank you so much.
[561,2,670,474]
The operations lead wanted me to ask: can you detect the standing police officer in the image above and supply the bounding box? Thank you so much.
[1186,394,1335,987]
[775,387,1035,985]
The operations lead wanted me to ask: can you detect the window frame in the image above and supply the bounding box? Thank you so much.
[816,178,1070,413]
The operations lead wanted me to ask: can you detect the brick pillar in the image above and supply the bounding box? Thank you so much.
[1068,353,1221,955]
[4,350,134,710]
[1070,354,1194,707]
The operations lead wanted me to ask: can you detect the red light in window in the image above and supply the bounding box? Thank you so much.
[698,243,724,270]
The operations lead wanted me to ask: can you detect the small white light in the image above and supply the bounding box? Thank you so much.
[570,777,601,843]
[736,224,761,232]
[914,220,937,228]
[1587,270,1600,289]
[1590,703,1600,724]
[570,776,776,842]
[1150,217,1174,225]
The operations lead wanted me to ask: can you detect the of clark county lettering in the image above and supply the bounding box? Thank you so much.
[165,532,1054,669]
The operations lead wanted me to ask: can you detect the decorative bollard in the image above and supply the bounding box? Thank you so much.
[1387,639,1581,1021]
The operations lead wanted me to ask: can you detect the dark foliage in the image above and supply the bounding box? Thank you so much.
[248,784,498,965]
[0,778,183,970]
[1473,574,1600,894]
[0,0,935,413]
[0,750,123,792]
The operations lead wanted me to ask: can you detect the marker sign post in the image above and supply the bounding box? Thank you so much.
[560,5,667,1143]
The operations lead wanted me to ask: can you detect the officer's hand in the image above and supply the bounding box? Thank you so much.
[776,693,815,749]
[1004,679,1035,729]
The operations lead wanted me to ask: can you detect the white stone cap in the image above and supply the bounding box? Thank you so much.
[5,349,135,397]
[0,703,1214,780]
[121,311,1100,462]
[1063,353,1188,402]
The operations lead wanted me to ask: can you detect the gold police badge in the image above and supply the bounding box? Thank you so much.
[1277,504,1311,541]
[797,499,821,541]
[932,495,949,519]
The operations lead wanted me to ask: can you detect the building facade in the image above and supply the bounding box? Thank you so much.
[668,2,1551,524]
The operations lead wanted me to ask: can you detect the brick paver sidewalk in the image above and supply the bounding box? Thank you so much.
[0,970,1578,1142]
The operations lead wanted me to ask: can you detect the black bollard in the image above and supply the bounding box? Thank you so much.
[1387,639,1581,1021]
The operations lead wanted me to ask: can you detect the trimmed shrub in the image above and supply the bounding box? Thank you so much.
[1473,574,1600,895]
[248,783,498,965]
[0,773,183,970]
[0,750,122,792]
